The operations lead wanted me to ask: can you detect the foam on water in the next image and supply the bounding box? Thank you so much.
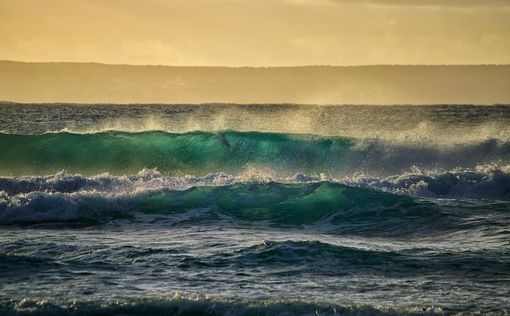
[1,169,509,242]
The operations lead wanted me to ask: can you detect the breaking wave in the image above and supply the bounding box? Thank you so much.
[2,172,508,238]
[0,296,451,316]
[1,131,509,177]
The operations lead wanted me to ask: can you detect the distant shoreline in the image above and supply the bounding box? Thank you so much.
[3,60,510,68]
[2,61,509,105]
[1,101,510,107]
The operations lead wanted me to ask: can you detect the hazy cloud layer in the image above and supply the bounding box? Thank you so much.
[281,0,510,7]
[1,0,509,65]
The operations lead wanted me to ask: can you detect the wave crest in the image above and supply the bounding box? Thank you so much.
[0,178,453,237]
[0,296,448,316]
[1,131,510,177]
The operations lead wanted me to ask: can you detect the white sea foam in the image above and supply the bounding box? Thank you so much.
[1,165,509,224]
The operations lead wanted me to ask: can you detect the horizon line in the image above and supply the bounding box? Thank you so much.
[2,101,509,107]
[2,60,510,68]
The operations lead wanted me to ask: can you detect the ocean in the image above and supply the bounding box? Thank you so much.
[0,103,509,315]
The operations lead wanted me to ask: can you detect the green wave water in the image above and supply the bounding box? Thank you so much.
[138,182,442,234]
[2,130,510,177]
[0,131,354,176]
[1,182,441,232]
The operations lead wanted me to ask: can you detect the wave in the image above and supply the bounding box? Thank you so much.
[0,296,449,316]
[2,163,510,199]
[5,239,506,282]
[347,165,510,201]
[178,240,510,278]
[0,178,467,237]
[1,131,510,177]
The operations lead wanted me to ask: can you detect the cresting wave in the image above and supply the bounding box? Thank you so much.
[1,167,510,226]
[1,130,509,227]
[1,130,510,176]
[0,296,448,316]
[0,179,437,230]
[2,171,509,237]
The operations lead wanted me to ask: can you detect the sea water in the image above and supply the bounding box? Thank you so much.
[0,104,509,315]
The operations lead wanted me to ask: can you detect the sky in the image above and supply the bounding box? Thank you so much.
[1,0,510,66]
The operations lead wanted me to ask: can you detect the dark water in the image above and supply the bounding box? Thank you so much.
[0,103,509,315]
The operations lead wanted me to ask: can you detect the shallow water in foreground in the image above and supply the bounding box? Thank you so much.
[0,104,509,315]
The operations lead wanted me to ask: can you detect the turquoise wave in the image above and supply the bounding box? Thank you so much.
[0,131,354,176]
[140,182,433,227]
[2,130,510,177]
[1,181,457,236]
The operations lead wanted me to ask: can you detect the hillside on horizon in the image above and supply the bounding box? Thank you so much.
[1,61,510,105]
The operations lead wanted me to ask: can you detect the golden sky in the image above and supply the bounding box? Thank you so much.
[1,0,509,66]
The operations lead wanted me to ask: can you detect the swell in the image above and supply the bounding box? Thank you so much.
[2,238,508,314]
[0,297,449,316]
[0,180,470,237]
[5,239,507,281]
[1,131,510,177]
[2,165,510,199]
[180,240,510,277]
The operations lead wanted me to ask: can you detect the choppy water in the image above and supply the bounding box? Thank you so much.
[0,103,509,315]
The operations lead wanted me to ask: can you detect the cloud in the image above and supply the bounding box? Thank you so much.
[281,0,510,8]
